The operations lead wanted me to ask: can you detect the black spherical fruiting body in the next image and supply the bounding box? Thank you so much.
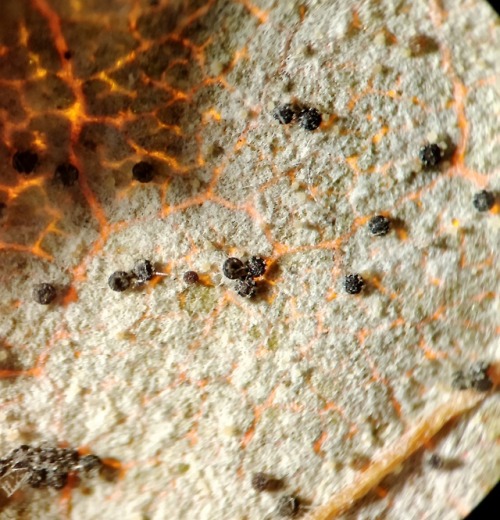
[183,271,199,284]
[298,107,322,131]
[222,257,248,280]
[235,277,257,298]
[132,161,154,183]
[54,163,79,186]
[246,256,266,278]
[419,143,442,168]
[13,150,38,174]
[273,104,295,125]
[472,190,495,212]
[343,274,364,295]
[108,271,132,292]
[368,215,390,236]
[33,283,57,305]
[132,259,155,282]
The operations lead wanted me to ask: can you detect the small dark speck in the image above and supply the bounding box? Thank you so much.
[428,454,444,469]
[303,43,315,57]
[427,453,463,470]
[63,50,72,60]
[210,143,225,157]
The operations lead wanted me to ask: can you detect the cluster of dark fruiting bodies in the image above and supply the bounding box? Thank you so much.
[246,373,495,519]
[250,471,303,517]
[31,261,199,303]
[13,115,496,303]
[272,105,496,210]
[219,214,391,298]
[7,83,497,516]
[12,152,154,186]
[273,103,323,131]
[108,259,157,292]
[0,444,102,494]
[222,256,267,298]
[108,261,202,293]
[271,106,496,401]
[19,110,497,401]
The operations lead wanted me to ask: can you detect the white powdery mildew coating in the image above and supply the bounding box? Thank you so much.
[0,1,499,519]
